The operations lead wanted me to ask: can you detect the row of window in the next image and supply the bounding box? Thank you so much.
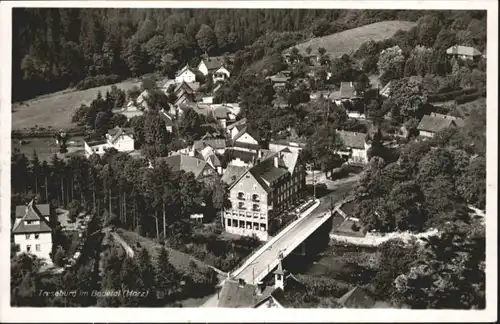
[26,244,41,252]
[226,219,267,231]
[25,233,40,240]
[237,192,260,201]
[226,210,266,220]
[237,202,260,211]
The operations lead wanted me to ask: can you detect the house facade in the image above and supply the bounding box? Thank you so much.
[213,66,231,82]
[84,127,135,158]
[232,126,261,153]
[336,130,371,165]
[198,56,229,76]
[175,65,197,83]
[12,200,53,261]
[224,149,306,240]
[417,113,462,138]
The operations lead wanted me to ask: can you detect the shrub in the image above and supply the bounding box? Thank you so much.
[455,89,486,104]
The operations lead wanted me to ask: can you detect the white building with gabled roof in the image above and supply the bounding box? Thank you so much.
[12,199,53,261]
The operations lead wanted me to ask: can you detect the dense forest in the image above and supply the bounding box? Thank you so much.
[12,8,485,101]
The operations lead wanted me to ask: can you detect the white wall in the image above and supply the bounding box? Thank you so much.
[175,70,196,83]
[236,133,258,145]
[225,225,269,241]
[85,142,110,158]
[419,130,435,138]
[198,61,209,76]
[202,96,214,104]
[112,135,135,152]
[14,232,52,260]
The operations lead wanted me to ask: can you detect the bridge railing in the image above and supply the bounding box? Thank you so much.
[231,199,320,278]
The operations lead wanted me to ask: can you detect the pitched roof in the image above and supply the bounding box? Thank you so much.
[233,125,261,143]
[340,82,358,99]
[337,286,376,308]
[175,64,198,77]
[193,138,227,151]
[446,45,482,57]
[156,155,212,179]
[213,106,230,119]
[417,114,457,133]
[217,280,274,308]
[227,149,258,164]
[200,56,228,71]
[12,200,52,234]
[336,130,366,149]
[379,81,392,96]
[221,165,249,185]
[430,112,465,127]
[107,127,134,144]
[227,118,247,131]
[213,83,223,93]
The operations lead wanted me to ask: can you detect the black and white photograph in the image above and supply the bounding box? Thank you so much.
[0,0,497,322]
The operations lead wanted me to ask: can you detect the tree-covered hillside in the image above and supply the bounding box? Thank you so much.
[13,8,484,101]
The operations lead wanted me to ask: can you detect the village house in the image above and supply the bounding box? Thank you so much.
[212,66,231,83]
[197,56,231,76]
[267,73,291,89]
[12,199,53,261]
[192,137,227,155]
[231,125,261,154]
[336,130,372,165]
[112,102,145,120]
[217,261,304,308]
[194,145,223,174]
[221,164,249,186]
[332,81,361,105]
[211,105,237,129]
[175,65,199,83]
[226,117,247,139]
[417,113,464,138]
[446,45,482,60]
[84,127,135,158]
[223,148,305,240]
[155,154,219,185]
[269,138,307,155]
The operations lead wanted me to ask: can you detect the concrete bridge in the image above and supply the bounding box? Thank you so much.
[230,178,358,285]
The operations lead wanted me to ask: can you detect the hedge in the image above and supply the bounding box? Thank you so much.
[455,88,486,104]
[427,87,477,103]
[75,74,121,91]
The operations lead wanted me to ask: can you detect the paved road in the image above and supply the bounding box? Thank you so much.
[235,176,360,284]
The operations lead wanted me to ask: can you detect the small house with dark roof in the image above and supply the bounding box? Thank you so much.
[223,148,306,240]
[336,130,371,165]
[217,261,304,308]
[331,82,361,106]
[198,56,232,77]
[232,125,261,153]
[106,126,135,152]
[156,154,219,185]
[417,113,463,138]
[12,199,53,260]
[267,73,291,89]
[193,138,227,155]
[446,45,482,60]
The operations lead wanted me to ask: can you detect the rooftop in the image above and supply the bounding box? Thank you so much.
[200,56,230,71]
[336,130,367,149]
[446,45,482,57]
[193,138,227,151]
[156,155,211,179]
[12,200,52,234]
[221,165,250,186]
[339,81,358,99]
[417,114,458,133]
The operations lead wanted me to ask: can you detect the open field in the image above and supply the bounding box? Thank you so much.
[284,20,417,58]
[11,136,85,162]
[11,79,144,130]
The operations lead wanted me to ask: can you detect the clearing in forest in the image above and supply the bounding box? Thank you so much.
[284,20,417,58]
